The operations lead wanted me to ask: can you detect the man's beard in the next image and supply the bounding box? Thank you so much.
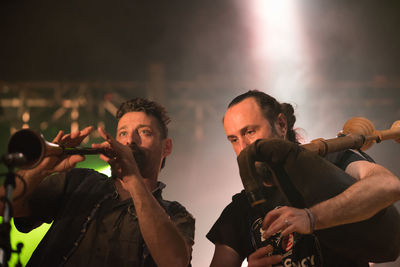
[254,161,275,186]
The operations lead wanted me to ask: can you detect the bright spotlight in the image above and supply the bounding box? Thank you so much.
[242,0,309,100]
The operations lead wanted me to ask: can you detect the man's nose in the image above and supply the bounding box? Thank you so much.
[238,138,250,154]
[126,132,140,145]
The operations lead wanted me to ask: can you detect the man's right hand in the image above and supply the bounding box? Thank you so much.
[247,245,283,267]
[22,126,93,178]
[2,126,93,217]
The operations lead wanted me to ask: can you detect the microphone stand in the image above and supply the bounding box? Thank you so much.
[0,167,15,266]
[0,153,26,267]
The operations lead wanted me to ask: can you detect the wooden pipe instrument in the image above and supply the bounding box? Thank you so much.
[302,117,400,156]
[5,128,115,169]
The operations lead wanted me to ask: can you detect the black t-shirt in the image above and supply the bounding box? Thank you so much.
[207,150,369,267]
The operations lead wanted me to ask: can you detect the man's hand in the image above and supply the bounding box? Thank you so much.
[248,245,283,267]
[5,126,93,217]
[93,127,142,184]
[262,206,312,240]
[29,126,93,176]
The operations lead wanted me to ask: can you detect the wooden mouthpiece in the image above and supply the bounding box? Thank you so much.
[302,117,400,156]
[341,117,376,150]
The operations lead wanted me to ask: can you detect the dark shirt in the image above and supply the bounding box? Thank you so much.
[207,150,369,267]
[15,168,195,267]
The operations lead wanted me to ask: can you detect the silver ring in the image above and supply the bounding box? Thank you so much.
[285,219,291,227]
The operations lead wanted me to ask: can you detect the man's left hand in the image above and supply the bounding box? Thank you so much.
[262,206,312,240]
[93,127,142,181]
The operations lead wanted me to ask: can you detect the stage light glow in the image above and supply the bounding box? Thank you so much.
[22,111,30,123]
[8,220,52,267]
[97,165,112,177]
[243,0,309,102]
[250,0,301,60]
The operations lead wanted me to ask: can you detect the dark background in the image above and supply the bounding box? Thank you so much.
[0,1,400,81]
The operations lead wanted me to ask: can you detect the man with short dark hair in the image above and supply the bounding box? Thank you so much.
[207,90,400,267]
[1,97,195,267]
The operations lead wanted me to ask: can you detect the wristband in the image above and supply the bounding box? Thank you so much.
[304,208,315,234]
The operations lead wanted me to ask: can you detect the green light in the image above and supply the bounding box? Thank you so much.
[8,220,51,267]
[97,165,112,177]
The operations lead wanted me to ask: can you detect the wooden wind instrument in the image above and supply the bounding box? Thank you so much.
[302,117,400,156]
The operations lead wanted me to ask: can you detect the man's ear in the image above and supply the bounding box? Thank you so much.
[162,138,173,157]
[274,113,288,139]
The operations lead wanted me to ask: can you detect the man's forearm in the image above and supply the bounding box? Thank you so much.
[311,164,400,230]
[126,176,190,267]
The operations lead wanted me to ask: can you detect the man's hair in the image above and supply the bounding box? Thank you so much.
[227,90,299,143]
[116,97,171,139]
[116,97,171,168]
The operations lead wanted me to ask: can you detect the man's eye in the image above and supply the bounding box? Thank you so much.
[230,138,237,143]
[119,131,127,137]
[246,130,255,135]
[140,129,152,135]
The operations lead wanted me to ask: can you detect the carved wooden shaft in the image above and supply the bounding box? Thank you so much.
[301,117,400,156]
